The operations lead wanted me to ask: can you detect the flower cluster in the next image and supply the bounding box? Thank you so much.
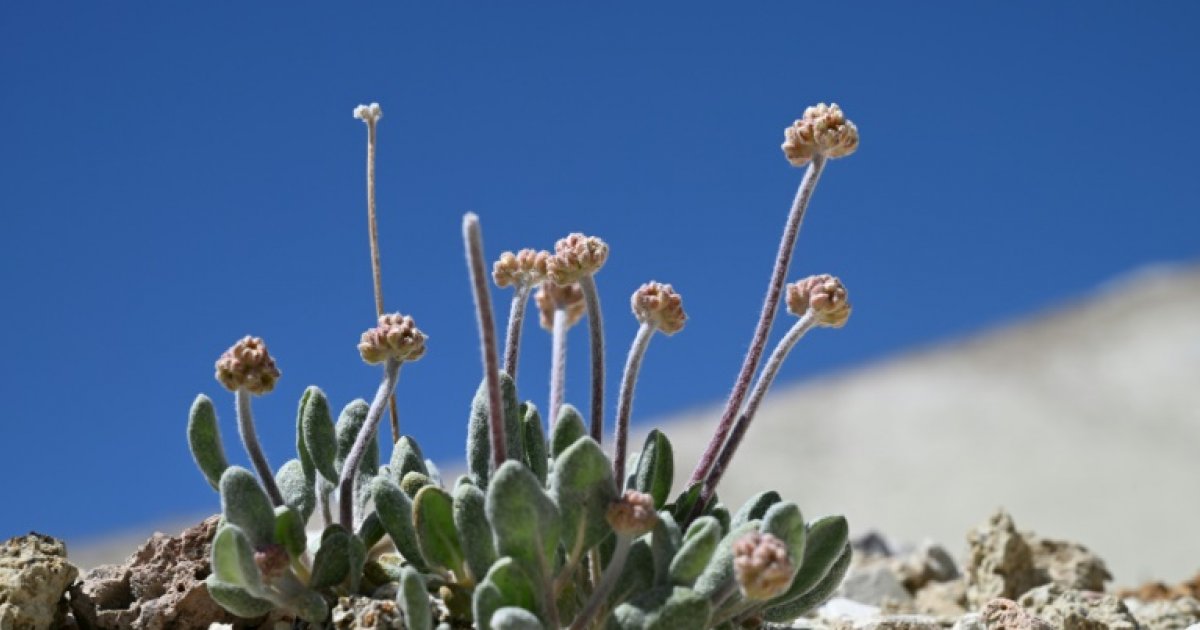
[786,274,852,328]
[547,233,609,285]
[733,532,794,600]
[215,336,281,395]
[492,248,550,289]
[631,281,687,335]
[606,490,659,536]
[781,103,859,166]
[358,313,428,364]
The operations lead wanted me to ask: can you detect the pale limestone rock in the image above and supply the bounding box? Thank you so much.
[0,533,78,630]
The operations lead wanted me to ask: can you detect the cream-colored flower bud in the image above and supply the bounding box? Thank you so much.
[492,249,550,289]
[358,313,427,364]
[547,233,609,285]
[781,103,859,166]
[786,274,851,328]
[215,336,281,395]
[353,102,383,123]
[253,544,290,581]
[733,532,794,600]
[535,281,587,331]
[631,281,687,335]
[606,490,658,537]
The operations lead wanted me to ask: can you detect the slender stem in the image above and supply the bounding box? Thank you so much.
[502,286,531,382]
[316,478,332,529]
[570,536,632,630]
[699,313,817,511]
[339,359,401,529]
[578,274,606,443]
[464,213,507,470]
[362,113,401,444]
[549,307,569,425]
[687,155,826,489]
[613,322,655,485]
[235,388,285,507]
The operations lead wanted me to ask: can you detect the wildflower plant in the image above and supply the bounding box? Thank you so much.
[186,101,860,628]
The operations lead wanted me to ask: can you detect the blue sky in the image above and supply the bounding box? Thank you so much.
[2,4,1198,542]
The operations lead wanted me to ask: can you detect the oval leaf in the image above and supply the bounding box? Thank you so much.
[188,394,229,491]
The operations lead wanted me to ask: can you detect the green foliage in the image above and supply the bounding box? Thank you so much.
[187,395,228,491]
[632,430,673,508]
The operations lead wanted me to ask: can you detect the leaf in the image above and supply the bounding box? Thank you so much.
[473,557,541,630]
[219,467,276,548]
[731,490,781,529]
[205,576,274,618]
[763,514,848,612]
[275,458,315,525]
[309,525,351,589]
[389,435,429,482]
[373,477,428,572]
[467,372,522,487]
[486,461,560,577]
[300,386,339,483]
[520,402,548,485]
[762,543,851,622]
[454,482,496,584]
[210,524,261,590]
[413,485,465,574]
[669,516,721,588]
[632,430,673,508]
[274,506,307,560]
[610,585,712,630]
[549,404,586,459]
[490,607,544,630]
[335,399,377,476]
[399,566,433,630]
[548,437,617,555]
[187,394,228,491]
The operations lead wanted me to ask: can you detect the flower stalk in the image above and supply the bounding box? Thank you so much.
[464,213,507,470]
[235,388,285,507]
[339,357,401,529]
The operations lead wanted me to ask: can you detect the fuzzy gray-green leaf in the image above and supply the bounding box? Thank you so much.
[549,437,617,554]
[762,543,851,622]
[731,490,781,529]
[188,394,229,491]
[610,585,712,630]
[669,516,720,587]
[220,467,276,548]
[390,435,428,482]
[205,576,274,618]
[486,461,560,577]
[357,511,385,549]
[211,524,261,590]
[401,471,433,498]
[309,525,351,589]
[549,404,586,458]
[414,485,465,574]
[491,607,543,630]
[467,372,522,488]
[274,506,307,560]
[300,386,339,483]
[294,387,315,481]
[761,502,806,572]
[649,512,682,586]
[520,403,548,485]
[764,514,848,611]
[632,430,673,508]
[373,477,428,572]
[336,399,377,475]
[453,482,496,583]
[399,565,432,630]
[474,558,540,630]
[276,458,315,525]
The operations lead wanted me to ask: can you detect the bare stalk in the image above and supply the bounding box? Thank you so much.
[360,108,401,443]
[549,307,569,425]
[578,274,606,443]
[569,535,633,630]
[235,388,285,507]
[464,213,507,469]
[700,312,817,508]
[502,285,532,381]
[687,155,826,488]
[339,358,401,529]
[612,322,655,484]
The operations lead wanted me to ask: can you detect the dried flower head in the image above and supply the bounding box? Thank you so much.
[358,313,427,364]
[253,544,290,582]
[492,249,550,289]
[733,532,795,600]
[547,233,609,285]
[352,102,383,123]
[215,336,281,395]
[781,103,859,166]
[631,281,687,335]
[606,490,659,536]
[786,274,851,328]
[535,281,587,330]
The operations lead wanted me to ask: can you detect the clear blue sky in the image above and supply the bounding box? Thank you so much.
[2,4,1198,542]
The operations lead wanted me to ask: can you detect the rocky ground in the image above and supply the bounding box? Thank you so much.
[3,509,1198,629]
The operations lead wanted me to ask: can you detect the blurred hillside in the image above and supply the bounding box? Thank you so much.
[73,263,1200,583]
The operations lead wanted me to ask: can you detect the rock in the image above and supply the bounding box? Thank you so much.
[840,564,913,607]
[892,540,959,592]
[912,579,967,618]
[819,597,881,622]
[70,515,250,630]
[1128,596,1200,629]
[852,532,896,558]
[0,532,79,630]
[330,596,404,629]
[951,612,985,630]
[1018,584,1138,629]
[964,510,1043,609]
[980,598,1053,629]
[849,615,941,629]
[1030,536,1111,593]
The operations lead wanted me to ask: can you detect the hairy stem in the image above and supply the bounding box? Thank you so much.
[613,322,655,484]
[502,286,532,383]
[361,114,400,444]
[570,535,632,630]
[700,312,817,509]
[549,307,569,425]
[464,213,507,470]
[687,155,826,489]
[578,274,606,443]
[339,358,401,529]
[235,388,285,507]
